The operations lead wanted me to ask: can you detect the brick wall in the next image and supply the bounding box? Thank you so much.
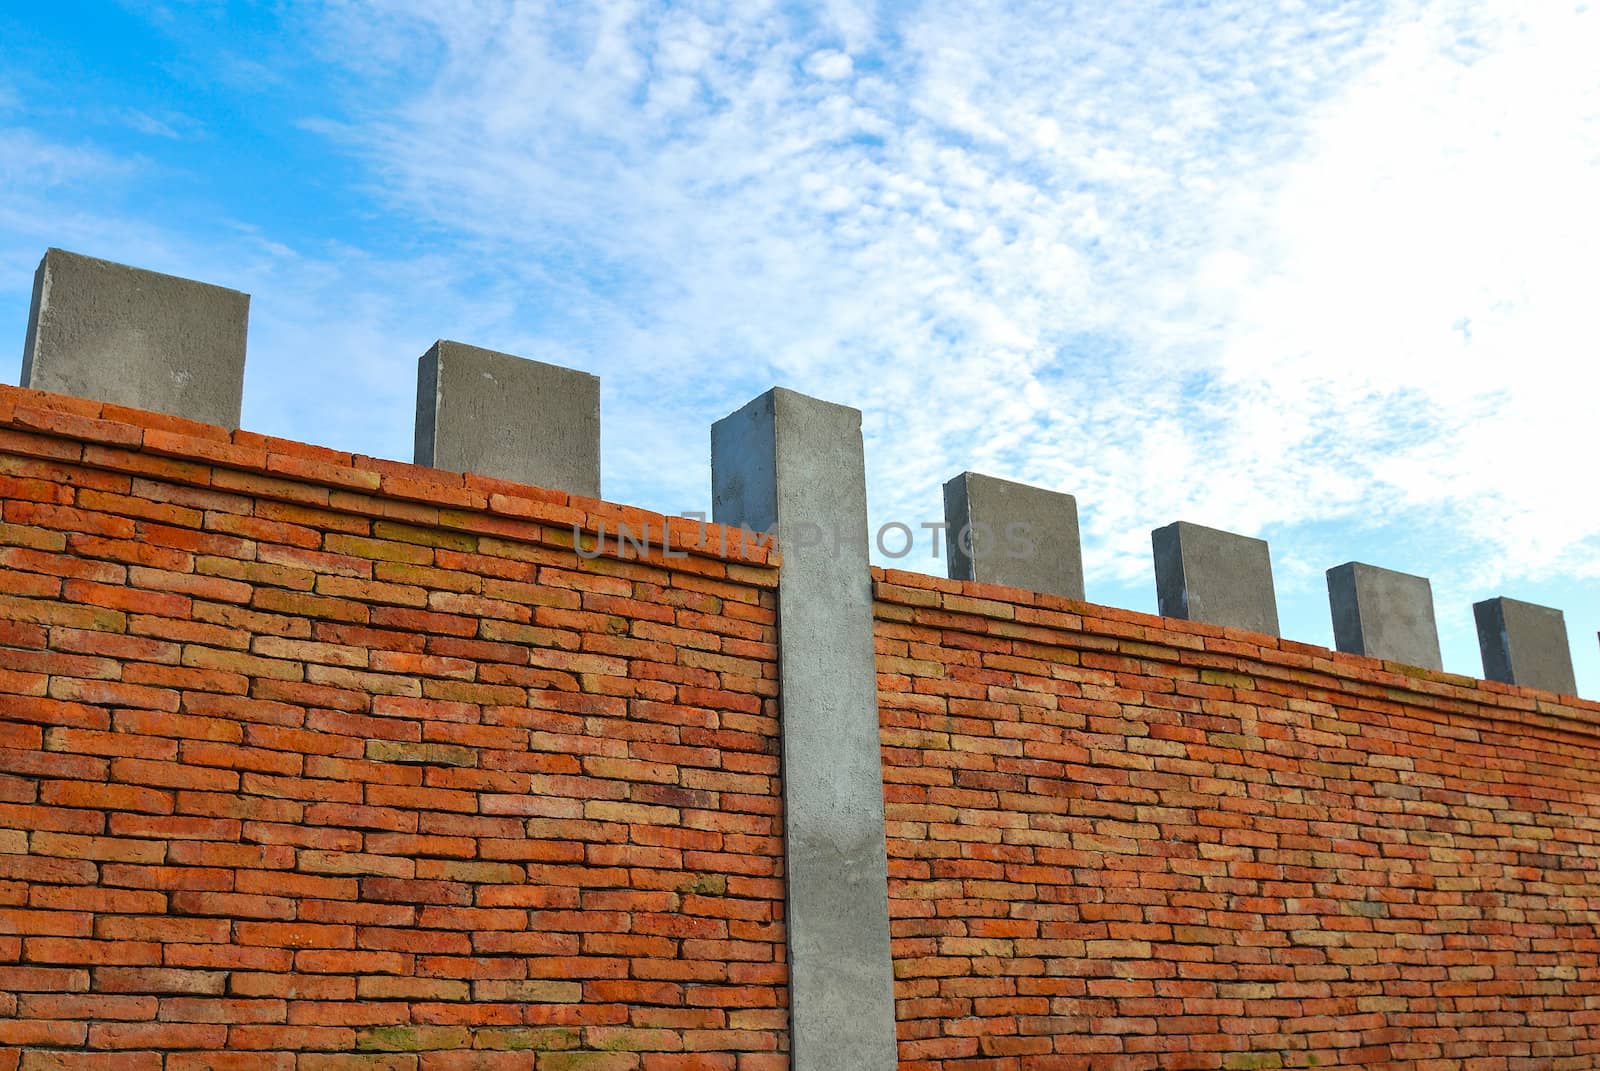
[875,568,1600,1071]
[7,379,1600,1071]
[0,385,788,1071]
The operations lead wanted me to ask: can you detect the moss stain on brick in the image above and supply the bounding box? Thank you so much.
[1223,1054,1285,1070]
[676,873,727,896]
[473,1026,579,1051]
[356,1025,470,1052]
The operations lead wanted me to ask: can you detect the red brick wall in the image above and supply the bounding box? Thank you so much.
[9,381,1600,1071]
[0,386,788,1071]
[875,568,1600,1071]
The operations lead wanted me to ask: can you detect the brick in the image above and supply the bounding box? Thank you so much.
[641,1058,736,1071]
[299,852,416,879]
[17,992,157,1019]
[366,740,478,768]
[254,588,370,624]
[197,553,315,591]
[98,863,230,892]
[167,1056,295,1071]
[0,594,126,633]
[168,891,296,920]
[5,501,135,538]
[356,976,469,1002]
[536,1055,640,1071]
[417,1056,530,1070]
[19,1055,161,1070]
[0,545,123,583]
[133,565,252,604]
[86,1020,229,1048]
[0,828,30,856]
[62,578,190,618]
[0,521,67,552]
[146,945,284,976]
[29,833,165,865]
[228,1023,355,1048]
[111,758,238,792]
[191,602,310,642]
[356,1025,471,1051]
[25,937,160,965]
[299,1057,420,1071]
[49,676,179,712]
[359,878,471,906]
[0,965,90,993]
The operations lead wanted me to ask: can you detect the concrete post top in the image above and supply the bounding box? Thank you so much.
[943,471,1084,601]
[423,339,599,387]
[1151,519,1279,637]
[415,340,601,498]
[1326,560,1442,671]
[22,247,250,429]
[946,470,1052,495]
[1153,519,1268,550]
[1474,595,1577,696]
[712,387,866,541]
[32,247,250,301]
[718,385,864,429]
[1329,560,1428,585]
[1475,594,1565,619]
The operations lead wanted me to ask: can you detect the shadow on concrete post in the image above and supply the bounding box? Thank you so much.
[414,340,600,497]
[1327,562,1443,671]
[21,248,249,429]
[1152,520,1280,637]
[1474,596,1576,696]
[709,387,898,1071]
[943,471,1085,600]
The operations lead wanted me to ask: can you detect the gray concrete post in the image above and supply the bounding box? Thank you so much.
[1474,596,1577,696]
[1327,562,1443,671]
[710,388,897,1071]
[943,471,1085,600]
[1152,520,1280,637]
[21,248,249,429]
[415,340,600,497]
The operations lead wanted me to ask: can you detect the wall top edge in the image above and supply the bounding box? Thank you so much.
[0,383,779,579]
[871,565,1600,735]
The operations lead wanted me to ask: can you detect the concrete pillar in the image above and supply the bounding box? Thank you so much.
[414,340,600,497]
[942,471,1085,600]
[1326,562,1443,671]
[21,248,249,429]
[1474,596,1576,695]
[710,388,896,1071]
[1152,520,1280,637]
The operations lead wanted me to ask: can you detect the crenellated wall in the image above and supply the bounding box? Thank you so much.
[4,246,1600,1071]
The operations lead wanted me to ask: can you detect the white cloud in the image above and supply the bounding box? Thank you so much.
[805,49,854,82]
[116,109,199,140]
[1200,2,1600,580]
[294,3,1597,606]
[0,129,138,195]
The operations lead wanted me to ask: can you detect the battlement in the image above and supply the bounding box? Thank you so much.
[17,247,1585,698]
[4,247,1600,1070]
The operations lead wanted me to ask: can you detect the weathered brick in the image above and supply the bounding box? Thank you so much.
[299,1056,420,1071]
[356,1025,470,1051]
[19,1054,160,1071]
[299,1057,420,1071]
[365,741,478,768]
[537,1054,641,1071]
[16,388,1600,1071]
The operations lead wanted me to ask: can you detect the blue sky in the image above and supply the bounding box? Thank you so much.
[3,1,1598,696]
